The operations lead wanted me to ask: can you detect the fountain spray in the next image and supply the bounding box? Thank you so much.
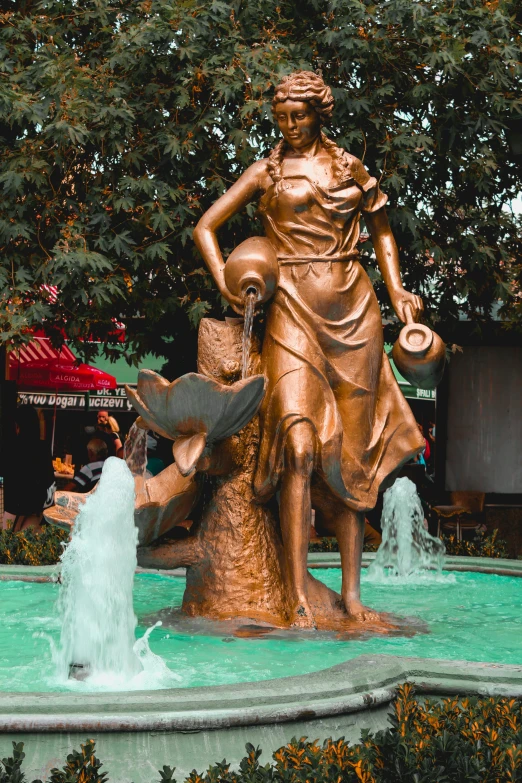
[367,477,445,580]
[56,457,141,681]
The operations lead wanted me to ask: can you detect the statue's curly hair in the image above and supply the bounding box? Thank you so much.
[271,70,335,124]
[267,71,353,195]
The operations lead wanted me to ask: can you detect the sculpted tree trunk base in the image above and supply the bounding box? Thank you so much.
[137,319,403,636]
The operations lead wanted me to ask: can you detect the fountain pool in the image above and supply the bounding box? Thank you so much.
[1,567,522,693]
[1,560,522,782]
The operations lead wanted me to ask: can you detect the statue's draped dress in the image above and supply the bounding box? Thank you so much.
[254,154,424,512]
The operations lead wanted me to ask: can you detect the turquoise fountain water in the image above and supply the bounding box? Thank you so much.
[0,569,520,693]
[5,471,518,695]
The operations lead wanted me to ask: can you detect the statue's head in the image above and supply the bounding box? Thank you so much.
[266,71,350,193]
[272,71,334,150]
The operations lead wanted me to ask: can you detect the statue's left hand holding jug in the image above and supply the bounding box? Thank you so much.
[392,303,446,390]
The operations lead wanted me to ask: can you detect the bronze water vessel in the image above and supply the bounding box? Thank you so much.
[392,304,446,390]
[224,236,279,304]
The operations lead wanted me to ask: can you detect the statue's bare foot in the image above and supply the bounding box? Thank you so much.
[343,597,382,622]
[290,600,317,629]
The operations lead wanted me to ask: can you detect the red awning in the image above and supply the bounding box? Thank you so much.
[15,360,117,391]
[9,338,116,391]
[9,337,76,369]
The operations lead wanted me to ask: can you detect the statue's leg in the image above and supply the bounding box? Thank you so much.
[280,421,316,628]
[314,493,380,622]
[334,510,379,620]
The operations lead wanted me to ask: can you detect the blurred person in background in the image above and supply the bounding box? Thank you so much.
[95,409,122,457]
[108,415,124,458]
[107,415,119,435]
[146,434,165,477]
[413,422,430,467]
[63,438,108,493]
[3,405,55,531]
[427,420,436,474]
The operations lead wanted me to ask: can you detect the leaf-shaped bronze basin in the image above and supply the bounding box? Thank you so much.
[126,371,265,475]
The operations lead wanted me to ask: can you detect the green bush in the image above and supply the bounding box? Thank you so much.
[442,528,510,559]
[309,538,379,553]
[0,739,107,783]
[309,537,340,553]
[310,528,511,559]
[2,686,522,782]
[0,525,68,566]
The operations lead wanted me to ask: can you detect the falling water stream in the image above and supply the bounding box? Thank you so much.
[124,421,148,475]
[124,420,148,505]
[241,288,257,379]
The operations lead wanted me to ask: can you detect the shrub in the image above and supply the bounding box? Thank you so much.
[0,741,26,783]
[46,740,107,783]
[0,525,68,566]
[2,686,522,782]
[311,528,511,559]
[309,537,340,553]
[309,538,379,553]
[247,685,522,782]
[442,528,510,559]
[0,739,107,783]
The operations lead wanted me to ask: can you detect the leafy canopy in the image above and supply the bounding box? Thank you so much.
[1,0,521,362]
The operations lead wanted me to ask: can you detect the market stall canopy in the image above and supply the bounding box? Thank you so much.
[9,336,76,368]
[14,359,116,391]
[9,337,116,391]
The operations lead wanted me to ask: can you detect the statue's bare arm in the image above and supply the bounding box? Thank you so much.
[365,207,423,324]
[193,160,270,311]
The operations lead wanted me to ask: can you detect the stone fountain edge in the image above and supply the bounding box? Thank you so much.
[0,655,521,733]
[2,554,521,583]
[312,552,522,577]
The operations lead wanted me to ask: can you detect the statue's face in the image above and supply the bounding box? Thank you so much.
[274,100,321,150]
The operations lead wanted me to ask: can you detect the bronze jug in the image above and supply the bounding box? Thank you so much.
[224,237,279,304]
[391,305,446,390]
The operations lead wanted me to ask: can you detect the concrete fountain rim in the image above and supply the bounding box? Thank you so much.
[0,655,521,733]
[316,551,522,578]
[2,552,521,581]
[0,555,521,733]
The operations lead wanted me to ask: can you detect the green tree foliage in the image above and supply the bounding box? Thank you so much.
[1,0,521,362]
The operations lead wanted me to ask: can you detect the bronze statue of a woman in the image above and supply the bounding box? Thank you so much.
[194,71,425,627]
